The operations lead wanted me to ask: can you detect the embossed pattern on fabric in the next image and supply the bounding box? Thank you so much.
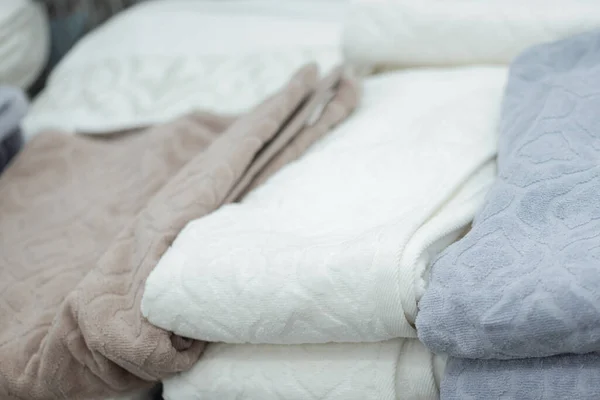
[417,31,600,360]
[141,67,507,345]
[0,64,358,400]
[23,0,346,136]
[162,339,446,400]
[24,50,340,136]
[441,355,600,400]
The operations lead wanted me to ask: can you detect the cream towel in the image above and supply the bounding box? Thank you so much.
[141,66,507,345]
[343,0,600,72]
[162,339,445,400]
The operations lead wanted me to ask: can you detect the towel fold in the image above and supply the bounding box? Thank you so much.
[162,339,445,400]
[417,31,600,361]
[441,355,600,400]
[343,0,600,72]
[141,66,507,345]
[0,64,358,399]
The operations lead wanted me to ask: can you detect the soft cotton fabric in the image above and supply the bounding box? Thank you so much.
[343,0,600,73]
[0,0,49,89]
[23,0,346,136]
[441,355,600,400]
[162,339,445,400]
[141,66,507,345]
[0,65,358,399]
[417,31,600,361]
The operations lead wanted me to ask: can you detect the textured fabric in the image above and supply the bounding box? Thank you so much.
[343,0,600,73]
[162,339,445,400]
[23,0,346,136]
[0,65,358,400]
[417,31,600,360]
[0,86,27,173]
[141,67,506,345]
[441,355,600,400]
[0,0,49,89]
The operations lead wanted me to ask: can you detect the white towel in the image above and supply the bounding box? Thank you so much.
[343,0,600,72]
[0,0,49,89]
[141,66,507,345]
[162,339,446,400]
[22,0,345,136]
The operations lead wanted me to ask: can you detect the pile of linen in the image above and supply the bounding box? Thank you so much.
[2,0,600,399]
[417,27,600,400]
[143,1,600,399]
[144,64,503,399]
[0,65,358,400]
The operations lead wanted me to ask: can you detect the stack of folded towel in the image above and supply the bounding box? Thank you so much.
[0,65,357,400]
[142,64,505,399]
[2,0,600,399]
[417,30,600,400]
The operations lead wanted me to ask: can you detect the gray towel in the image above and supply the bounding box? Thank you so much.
[417,30,600,359]
[441,354,600,400]
[0,87,27,173]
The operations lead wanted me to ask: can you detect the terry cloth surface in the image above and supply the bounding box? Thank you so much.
[0,64,358,399]
[417,31,600,361]
[441,354,600,400]
[141,66,507,345]
[161,339,446,400]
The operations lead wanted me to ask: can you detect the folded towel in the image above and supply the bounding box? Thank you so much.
[24,0,346,135]
[141,66,507,345]
[417,31,600,360]
[0,64,358,399]
[0,86,27,172]
[0,0,49,88]
[441,355,600,400]
[162,339,445,400]
[343,0,600,72]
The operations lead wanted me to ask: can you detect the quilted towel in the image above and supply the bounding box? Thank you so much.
[0,64,358,400]
[417,31,600,360]
[0,86,27,173]
[441,354,600,400]
[162,339,445,400]
[343,0,600,72]
[141,66,507,345]
[23,0,345,136]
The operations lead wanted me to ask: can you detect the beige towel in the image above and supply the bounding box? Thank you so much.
[0,64,358,400]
